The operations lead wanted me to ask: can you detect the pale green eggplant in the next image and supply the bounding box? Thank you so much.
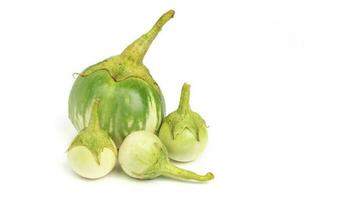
[119,131,214,182]
[159,83,208,162]
[67,99,117,179]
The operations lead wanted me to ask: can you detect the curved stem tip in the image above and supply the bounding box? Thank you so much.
[120,10,175,64]
[161,163,214,182]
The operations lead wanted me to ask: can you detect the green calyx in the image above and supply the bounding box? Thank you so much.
[131,141,169,179]
[76,10,175,93]
[68,99,117,164]
[163,83,207,141]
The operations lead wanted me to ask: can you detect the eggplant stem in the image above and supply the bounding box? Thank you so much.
[178,83,191,112]
[120,10,175,64]
[160,163,214,182]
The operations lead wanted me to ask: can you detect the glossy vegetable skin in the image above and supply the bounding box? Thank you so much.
[69,71,164,147]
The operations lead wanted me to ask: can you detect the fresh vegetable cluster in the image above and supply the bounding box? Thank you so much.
[67,10,213,182]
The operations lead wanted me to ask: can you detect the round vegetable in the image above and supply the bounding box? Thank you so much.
[67,100,117,179]
[69,10,175,147]
[158,83,208,162]
[119,131,214,182]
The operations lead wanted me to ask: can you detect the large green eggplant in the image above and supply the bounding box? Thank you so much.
[69,10,174,147]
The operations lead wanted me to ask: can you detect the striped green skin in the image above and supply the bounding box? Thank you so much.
[69,70,165,147]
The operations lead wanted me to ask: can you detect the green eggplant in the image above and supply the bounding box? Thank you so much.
[69,10,175,146]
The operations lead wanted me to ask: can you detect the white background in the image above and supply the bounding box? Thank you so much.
[0,0,338,199]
